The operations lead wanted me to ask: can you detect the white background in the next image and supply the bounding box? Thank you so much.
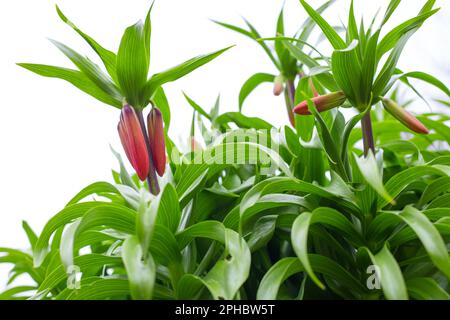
[1,0,449,289]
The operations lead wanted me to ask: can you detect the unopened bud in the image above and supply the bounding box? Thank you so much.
[147,108,167,176]
[382,98,429,134]
[273,75,284,96]
[118,105,150,181]
[293,91,346,115]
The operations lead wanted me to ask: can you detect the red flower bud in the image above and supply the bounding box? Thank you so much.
[118,105,150,181]
[382,98,429,134]
[273,75,284,96]
[147,108,166,176]
[293,91,346,115]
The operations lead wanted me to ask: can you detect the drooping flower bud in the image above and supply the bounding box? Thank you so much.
[147,108,166,176]
[273,75,284,96]
[118,105,150,181]
[293,91,346,115]
[382,98,429,134]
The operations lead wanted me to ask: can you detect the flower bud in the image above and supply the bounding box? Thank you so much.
[118,105,150,181]
[382,98,429,134]
[293,91,346,115]
[147,108,166,176]
[273,75,284,96]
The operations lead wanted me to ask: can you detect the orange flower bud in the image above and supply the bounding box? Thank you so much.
[382,98,429,134]
[293,91,346,115]
[147,108,166,176]
[118,105,150,181]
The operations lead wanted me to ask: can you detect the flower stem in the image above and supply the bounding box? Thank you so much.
[136,109,160,195]
[361,112,375,156]
[284,79,296,126]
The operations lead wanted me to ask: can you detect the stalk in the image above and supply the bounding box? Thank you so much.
[361,112,375,156]
[136,109,160,195]
[284,79,296,126]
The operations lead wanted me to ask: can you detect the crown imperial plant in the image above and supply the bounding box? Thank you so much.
[2,0,450,303]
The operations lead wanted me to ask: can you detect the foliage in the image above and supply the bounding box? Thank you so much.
[1,0,450,300]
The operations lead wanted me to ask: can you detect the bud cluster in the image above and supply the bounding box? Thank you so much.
[118,104,166,189]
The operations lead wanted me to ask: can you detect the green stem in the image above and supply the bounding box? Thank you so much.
[136,109,160,195]
[284,79,296,126]
[361,112,375,156]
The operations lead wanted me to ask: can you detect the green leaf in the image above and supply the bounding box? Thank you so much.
[282,40,318,69]
[55,5,118,83]
[296,0,336,44]
[299,0,345,49]
[355,151,394,204]
[33,202,103,267]
[18,64,122,107]
[153,184,181,233]
[110,146,137,190]
[238,73,275,111]
[65,278,130,300]
[178,229,250,300]
[22,221,38,251]
[122,235,156,300]
[214,112,273,130]
[365,245,408,300]
[176,164,210,206]
[136,192,157,254]
[67,181,120,205]
[144,2,155,67]
[382,0,402,26]
[212,20,279,68]
[418,116,450,145]
[49,39,121,101]
[257,256,366,299]
[378,164,450,208]
[373,32,413,97]
[308,101,349,181]
[176,221,226,250]
[183,92,211,120]
[75,204,136,236]
[388,206,450,279]
[398,71,450,99]
[377,8,438,60]
[331,40,363,107]
[143,46,232,104]
[418,176,450,207]
[117,21,149,108]
[407,277,450,300]
[291,208,363,289]
[37,254,121,295]
[274,7,285,60]
[247,215,277,252]
[0,286,36,300]
[347,0,359,42]
[60,219,81,270]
